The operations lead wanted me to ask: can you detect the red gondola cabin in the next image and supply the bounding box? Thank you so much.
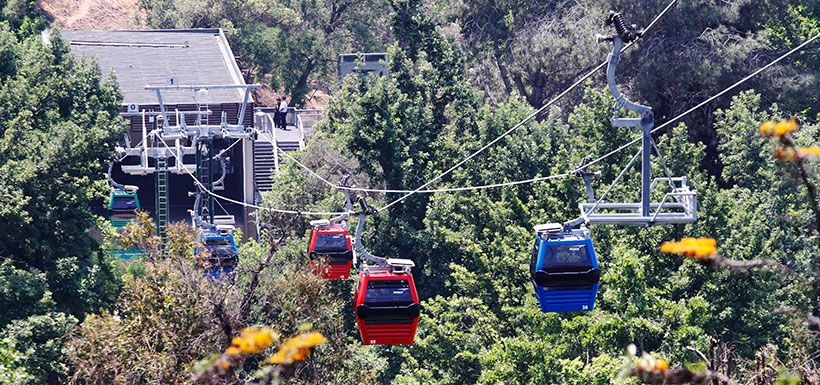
[354,261,420,345]
[308,222,354,279]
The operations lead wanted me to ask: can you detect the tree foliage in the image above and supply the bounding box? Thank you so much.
[138,0,392,106]
[0,5,125,383]
[0,0,818,384]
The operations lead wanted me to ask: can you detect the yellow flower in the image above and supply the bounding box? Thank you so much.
[298,332,328,347]
[759,118,799,138]
[226,327,278,356]
[759,121,776,137]
[266,350,290,365]
[219,360,230,370]
[265,331,327,366]
[251,329,275,348]
[774,118,798,137]
[774,146,820,162]
[635,355,669,372]
[224,346,241,356]
[660,237,717,258]
[798,146,820,159]
[654,359,669,371]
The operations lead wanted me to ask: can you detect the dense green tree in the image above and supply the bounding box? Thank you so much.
[428,0,606,109]
[139,0,392,106]
[3,313,77,384]
[0,7,125,383]
[0,337,33,384]
[0,27,123,317]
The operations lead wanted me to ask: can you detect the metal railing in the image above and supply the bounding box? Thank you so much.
[578,177,698,226]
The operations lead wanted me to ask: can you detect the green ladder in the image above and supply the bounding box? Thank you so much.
[155,156,169,247]
[196,139,214,224]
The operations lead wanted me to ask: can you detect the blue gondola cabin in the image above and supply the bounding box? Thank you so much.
[108,188,140,229]
[199,232,239,280]
[531,223,600,312]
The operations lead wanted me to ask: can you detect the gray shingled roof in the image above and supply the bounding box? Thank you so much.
[62,29,248,105]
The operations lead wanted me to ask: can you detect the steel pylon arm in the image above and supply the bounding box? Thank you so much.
[571,10,698,227]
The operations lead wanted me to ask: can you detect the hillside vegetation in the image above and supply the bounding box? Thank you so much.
[1,0,818,384]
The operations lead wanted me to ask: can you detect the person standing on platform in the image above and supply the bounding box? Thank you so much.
[273,97,283,129]
[278,97,289,130]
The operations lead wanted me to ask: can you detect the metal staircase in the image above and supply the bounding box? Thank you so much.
[253,139,302,192]
[253,141,276,192]
[277,141,301,152]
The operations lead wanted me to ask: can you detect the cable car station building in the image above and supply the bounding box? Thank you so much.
[63,29,256,234]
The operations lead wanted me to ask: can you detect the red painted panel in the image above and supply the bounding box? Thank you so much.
[354,270,419,345]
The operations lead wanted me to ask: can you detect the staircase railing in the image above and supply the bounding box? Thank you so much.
[294,111,305,150]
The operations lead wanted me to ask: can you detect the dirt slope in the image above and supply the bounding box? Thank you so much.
[36,0,330,110]
[39,0,143,30]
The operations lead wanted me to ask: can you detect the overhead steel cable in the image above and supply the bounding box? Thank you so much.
[263,31,818,203]
[214,138,243,159]
[154,135,348,216]
[265,127,589,194]
[265,0,679,198]
[374,0,679,211]
[263,130,574,193]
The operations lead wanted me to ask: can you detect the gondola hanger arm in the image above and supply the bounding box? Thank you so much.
[353,196,388,268]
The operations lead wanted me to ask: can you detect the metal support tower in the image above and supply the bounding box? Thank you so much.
[605,30,654,217]
[565,11,697,228]
[353,195,414,273]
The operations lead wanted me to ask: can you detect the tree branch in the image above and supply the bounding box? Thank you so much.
[686,346,711,367]
[238,215,298,324]
[780,135,820,234]
[695,253,794,275]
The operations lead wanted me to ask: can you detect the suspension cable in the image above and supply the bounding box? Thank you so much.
[154,135,347,216]
[374,0,679,212]
[575,32,820,174]
[150,25,817,218]
[263,131,572,193]
[215,138,243,159]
